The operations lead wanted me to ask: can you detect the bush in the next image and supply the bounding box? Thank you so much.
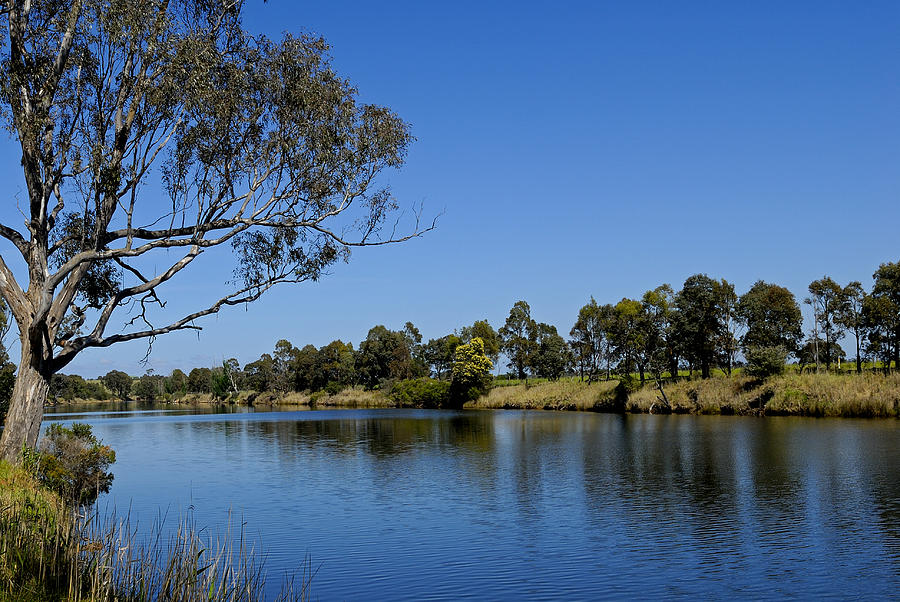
[26,423,116,507]
[308,390,329,406]
[324,380,345,396]
[745,346,788,378]
[390,378,451,408]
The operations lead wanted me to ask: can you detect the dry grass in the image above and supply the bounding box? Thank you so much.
[469,378,619,411]
[628,377,757,415]
[763,372,900,417]
[314,387,394,408]
[628,373,900,417]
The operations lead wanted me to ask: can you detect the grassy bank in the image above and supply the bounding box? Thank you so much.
[471,373,900,418]
[468,378,619,411]
[0,460,310,601]
[51,386,395,409]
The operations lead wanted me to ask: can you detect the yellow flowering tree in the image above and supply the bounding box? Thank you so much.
[451,337,493,403]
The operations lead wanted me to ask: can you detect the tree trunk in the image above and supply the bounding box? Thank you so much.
[0,360,50,463]
[855,333,861,374]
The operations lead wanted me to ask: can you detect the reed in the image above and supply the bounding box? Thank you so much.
[0,460,312,601]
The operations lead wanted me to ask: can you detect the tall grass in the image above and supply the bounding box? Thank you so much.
[627,373,900,417]
[0,461,312,601]
[470,378,618,411]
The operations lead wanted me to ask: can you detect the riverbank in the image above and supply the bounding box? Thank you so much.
[48,374,900,418]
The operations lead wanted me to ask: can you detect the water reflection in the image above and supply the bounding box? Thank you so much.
[41,406,899,600]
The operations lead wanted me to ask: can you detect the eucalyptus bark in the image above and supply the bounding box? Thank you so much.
[0,341,51,461]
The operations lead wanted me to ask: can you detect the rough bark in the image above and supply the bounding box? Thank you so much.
[0,358,50,463]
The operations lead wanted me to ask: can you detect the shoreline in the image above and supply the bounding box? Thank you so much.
[46,373,900,419]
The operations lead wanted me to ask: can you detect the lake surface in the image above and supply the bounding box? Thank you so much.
[43,404,899,600]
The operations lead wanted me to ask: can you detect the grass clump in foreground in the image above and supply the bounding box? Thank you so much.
[0,459,311,601]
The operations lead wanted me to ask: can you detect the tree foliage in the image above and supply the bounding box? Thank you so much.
[673,275,732,378]
[450,337,493,401]
[26,423,115,507]
[101,369,132,399]
[499,301,537,380]
[736,281,803,357]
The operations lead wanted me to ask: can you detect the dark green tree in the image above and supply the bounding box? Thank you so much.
[244,355,275,392]
[166,369,188,395]
[423,335,461,381]
[187,367,212,394]
[531,323,570,380]
[292,344,320,391]
[316,340,357,390]
[134,371,165,400]
[356,325,415,388]
[736,281,803,362]
[499,301,538,381]
[101,370,132,400]
[673,275,730,378]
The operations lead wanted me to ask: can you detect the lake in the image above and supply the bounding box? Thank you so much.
[42,404,899,600]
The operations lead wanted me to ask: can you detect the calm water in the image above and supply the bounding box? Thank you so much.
[43,404,899,600]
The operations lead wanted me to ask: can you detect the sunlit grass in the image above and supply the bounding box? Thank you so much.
[471,378,619,411]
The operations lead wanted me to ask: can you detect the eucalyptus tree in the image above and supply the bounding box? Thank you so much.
[610,298,648,383]
[569,297,605,382]
[0,1,429,461]
[531,322,569,381]
[837,281,868,373]
[460,319,500,365]
[499,300,537,381]
[642,284,677,380]
[672,275,731,378]
[736,280,803,361]
[423,334,461,380]
[807,277,846,370]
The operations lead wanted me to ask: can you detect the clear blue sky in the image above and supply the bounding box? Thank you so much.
[1,1,898,376]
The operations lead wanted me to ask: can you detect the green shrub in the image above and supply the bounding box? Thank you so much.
[745,346,788,378]
[324,381,345,395]
[25,423,116,507]
[308,390,329,406]
[390,378,451,408]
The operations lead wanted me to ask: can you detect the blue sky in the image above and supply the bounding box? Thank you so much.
[1,1,898,376]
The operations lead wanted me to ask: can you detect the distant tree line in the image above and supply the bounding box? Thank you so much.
[33,260,900,410]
